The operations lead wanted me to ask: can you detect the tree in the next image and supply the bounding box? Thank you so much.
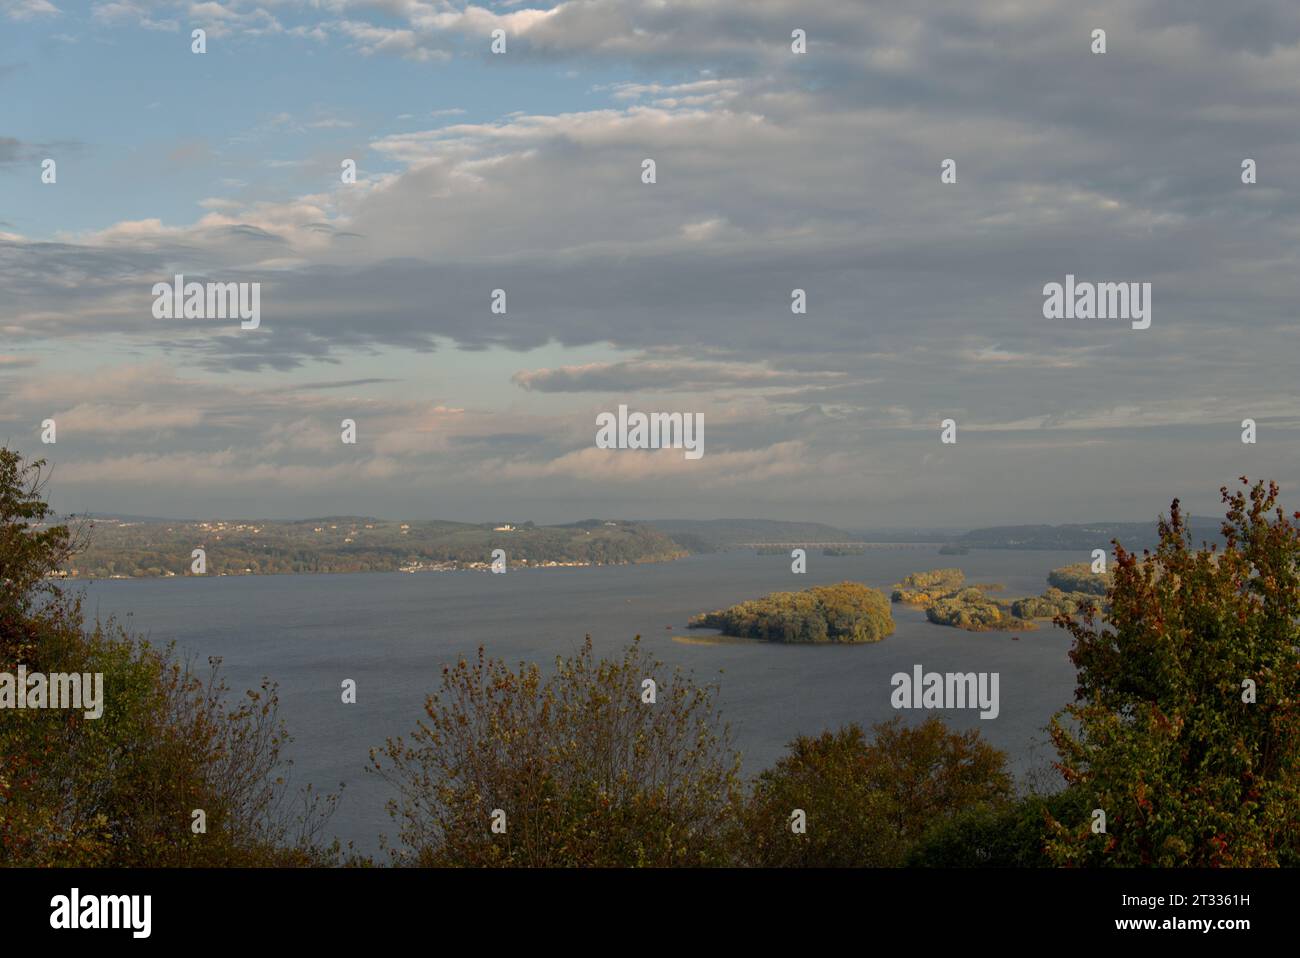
[1047,479,1300,866]
[0,447,342,867]
[908,786,1091,867]
[689,582,895,644]
[370,637,742,866]
[0,449,81,666]
[741,717,1012,867]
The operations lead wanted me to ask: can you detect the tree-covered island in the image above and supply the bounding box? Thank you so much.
[689,582,895,644]
[891,566,1109,632]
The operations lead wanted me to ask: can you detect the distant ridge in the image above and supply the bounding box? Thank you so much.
[647,519,864,552]
[953,517,1225,552]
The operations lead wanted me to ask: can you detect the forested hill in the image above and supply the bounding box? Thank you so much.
[646,518,863,552]
[60,516,687,578]
[953,517,1224,552]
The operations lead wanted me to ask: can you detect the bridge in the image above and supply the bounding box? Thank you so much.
[739,542,934,549]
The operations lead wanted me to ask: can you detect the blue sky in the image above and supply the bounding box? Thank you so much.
[3,1,1300,527]
[3,6,643,234]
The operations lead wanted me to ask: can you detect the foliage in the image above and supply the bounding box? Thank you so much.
[740,717,1012,866]
[1046,562,1112,596]
[908,786,1091,867]
[925,588,1029,631]
[892,565,1023,632]
[1047,479,1300,866]
[891,568,965,604]
[370,637,742,866]
[0,448,343,867]
[0,450,83,666]
[689,581,895,644]
[1011,587,1102,620]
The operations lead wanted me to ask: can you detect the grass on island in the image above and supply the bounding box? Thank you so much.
[671,633,766,647]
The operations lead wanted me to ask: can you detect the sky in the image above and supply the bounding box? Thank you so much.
[2,0,1299,527]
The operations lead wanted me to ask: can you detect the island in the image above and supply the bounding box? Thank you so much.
[821,545,866,556]
[892,565,1110,632]
[1010,587,1102,619]
[688,581,895,644]
[925,588,1031,631]
[1046,562,1112,595]
[891,568,970,605]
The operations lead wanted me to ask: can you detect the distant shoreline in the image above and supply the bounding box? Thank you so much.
[53,554,686,581]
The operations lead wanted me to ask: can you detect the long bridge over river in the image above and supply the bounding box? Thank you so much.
[738,541,938,549]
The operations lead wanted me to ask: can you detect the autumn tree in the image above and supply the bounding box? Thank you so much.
[0,447,341,866]
[689,581,894,644]
[1048,479,1300,866]
[741,717,1012,867]
[370,637,742,866]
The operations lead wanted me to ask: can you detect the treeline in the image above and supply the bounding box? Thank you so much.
[953,518,1223,551]
[688,582,895,644]
[646,518,862,550]
[62,517,687,578]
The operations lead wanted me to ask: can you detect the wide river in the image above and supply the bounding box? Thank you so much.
[79,546,1084,856]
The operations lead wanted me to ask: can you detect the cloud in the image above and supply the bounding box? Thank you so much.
[91,1,176,30]
[0,135,81,168]
[56,402,203,435]
[187,1,282,39]
[484,440,813,486]
[512,359,846,393]
[335,19,449,61]
[2,0,59,21]
[7,0,1300,523]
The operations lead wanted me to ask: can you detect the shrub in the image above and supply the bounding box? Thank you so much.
[370,637,742,866]
[740,717,1011,866]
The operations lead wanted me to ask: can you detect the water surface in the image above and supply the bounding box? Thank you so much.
[80,547,1083,855]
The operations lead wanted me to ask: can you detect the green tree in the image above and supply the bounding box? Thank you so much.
[0,450,81,666]
[741,717,1012,867]
[370,637,742,866]
[1048,479,1300,866]
[908,786,1091,867]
